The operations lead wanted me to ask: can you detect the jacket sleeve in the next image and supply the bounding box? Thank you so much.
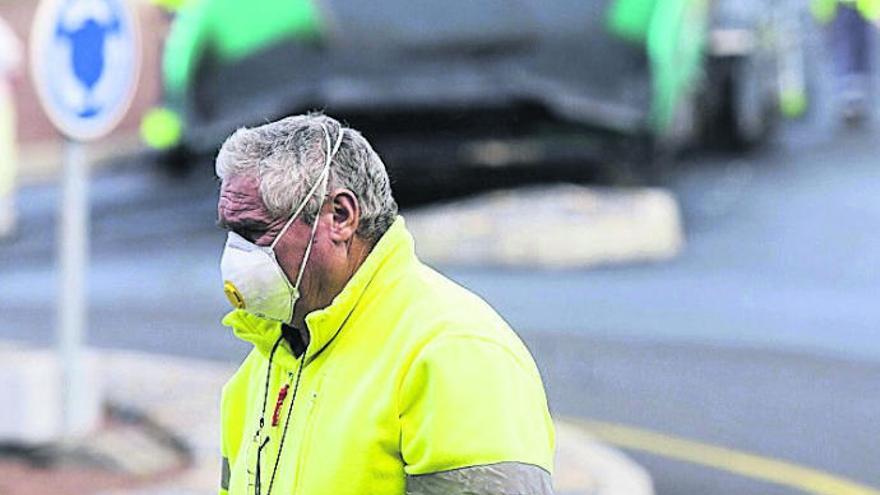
[219,360,251,495]
[219,455,230,495]
[219,382,233,495]
[405,462,554,495]
[398,334,555,493]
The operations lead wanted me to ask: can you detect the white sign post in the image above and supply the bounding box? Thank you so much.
[30,0,140,439]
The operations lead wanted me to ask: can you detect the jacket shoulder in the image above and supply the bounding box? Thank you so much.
[397,315,555,475]
[400,263,533,358]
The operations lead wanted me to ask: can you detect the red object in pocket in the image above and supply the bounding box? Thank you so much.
[272,384,290,427]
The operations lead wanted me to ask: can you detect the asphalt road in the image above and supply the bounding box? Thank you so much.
[3,67,880,495]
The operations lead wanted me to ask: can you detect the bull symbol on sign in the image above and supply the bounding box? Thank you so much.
[54,0,122,118]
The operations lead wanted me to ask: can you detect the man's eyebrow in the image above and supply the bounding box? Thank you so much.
[216,217,269,232]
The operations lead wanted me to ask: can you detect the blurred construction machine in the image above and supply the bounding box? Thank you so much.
[143,0,792,182]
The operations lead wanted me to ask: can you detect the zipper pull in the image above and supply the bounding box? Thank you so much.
[271,384,290,427]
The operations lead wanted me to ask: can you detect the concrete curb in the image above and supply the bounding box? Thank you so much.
[405,184,683,269]
[554,421,654,495]
[1,344,653,495]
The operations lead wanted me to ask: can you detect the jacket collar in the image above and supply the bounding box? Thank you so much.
[222,216,415,370]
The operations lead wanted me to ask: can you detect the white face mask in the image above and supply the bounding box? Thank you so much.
[220,125,344,323]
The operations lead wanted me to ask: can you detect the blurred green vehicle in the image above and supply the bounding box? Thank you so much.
[144,0,782,180]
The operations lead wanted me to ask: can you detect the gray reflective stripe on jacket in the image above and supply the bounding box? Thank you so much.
[221,457,230,491]
[406,462,554,495]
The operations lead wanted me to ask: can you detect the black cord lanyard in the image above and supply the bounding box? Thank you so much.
[255,335,307,495]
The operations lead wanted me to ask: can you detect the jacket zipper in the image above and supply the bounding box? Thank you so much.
[291,373,324,494]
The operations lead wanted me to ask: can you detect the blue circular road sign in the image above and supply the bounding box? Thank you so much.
[30,0,141,141]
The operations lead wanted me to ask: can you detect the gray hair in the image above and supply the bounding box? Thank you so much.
[215,113,398,242]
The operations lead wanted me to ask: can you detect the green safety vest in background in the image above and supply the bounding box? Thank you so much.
[811,0,880,23]
[219,217,555,495]
[607,0,708,134]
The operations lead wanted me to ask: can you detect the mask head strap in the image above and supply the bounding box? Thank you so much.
[273,124,345,295]
[270,123,344,250]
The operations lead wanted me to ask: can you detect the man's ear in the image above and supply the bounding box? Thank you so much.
[329,188,360,243]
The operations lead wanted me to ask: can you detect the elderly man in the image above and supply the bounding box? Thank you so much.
[215,113,555,495]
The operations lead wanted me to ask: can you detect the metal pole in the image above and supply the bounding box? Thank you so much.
[58,139,88,439]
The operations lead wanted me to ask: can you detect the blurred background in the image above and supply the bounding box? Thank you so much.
[1,0,880,493]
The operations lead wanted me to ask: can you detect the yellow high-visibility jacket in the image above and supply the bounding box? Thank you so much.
[219,217,555,495]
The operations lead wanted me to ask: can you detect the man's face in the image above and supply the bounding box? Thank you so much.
[218,174,328,327]
[217,175,286,246]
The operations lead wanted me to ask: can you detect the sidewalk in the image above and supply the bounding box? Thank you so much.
[0,344,653,495]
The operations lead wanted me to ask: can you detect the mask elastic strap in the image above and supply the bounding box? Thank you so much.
[270,125,344,250]
[270,167,327,250]
[291,127,343,288]
[292,174,326,289]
